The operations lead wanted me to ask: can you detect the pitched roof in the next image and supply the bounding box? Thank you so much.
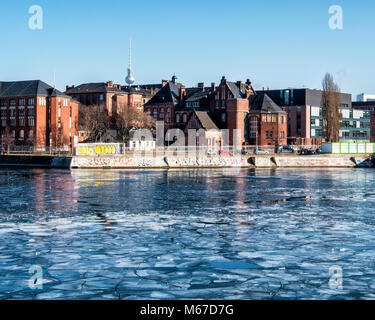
[0,80,69,98]
[145,82,182,105]
[193,110,219,130]
[185,88,213,102]
[65,82,122,94]
[121,86,152,97]
[227,82,245,99]
[249,93,286,114]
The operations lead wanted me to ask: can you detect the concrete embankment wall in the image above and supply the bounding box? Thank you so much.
[70,154,370,169]
[0,155,72,168]
[70,156,168,169]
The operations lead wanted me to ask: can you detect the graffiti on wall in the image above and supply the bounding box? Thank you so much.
[167,157,247,167]
[273,157,356,167]
[71,156,166,168]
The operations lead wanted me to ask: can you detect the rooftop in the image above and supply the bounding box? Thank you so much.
[0,80,69,98]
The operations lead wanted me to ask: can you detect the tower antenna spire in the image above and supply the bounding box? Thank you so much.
[125,37,135,86]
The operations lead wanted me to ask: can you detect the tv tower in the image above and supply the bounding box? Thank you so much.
[125,37,135,86]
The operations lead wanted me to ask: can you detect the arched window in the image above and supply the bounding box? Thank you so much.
[175,114,180,123]
[182,113,187,123]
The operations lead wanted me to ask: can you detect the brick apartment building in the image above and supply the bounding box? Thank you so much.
[0,80,79,151]
[65,81,144,115]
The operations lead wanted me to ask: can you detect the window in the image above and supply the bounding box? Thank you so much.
[266,131,273,139]
[19,130,24,140]
[175,114,180,123]
[10,100,16,107]
[153,109,157,120]
[9,107,16,126]
[215,101,219,109]
[167,108,171,122]
[221,113,226,123]
[100,94,104,101]
[160,108,164,119]
[182,114,187,123]
[19,107,25,127]
[28,107,34,127]
[28,98,34,106]
[39,97,46,106]
[284,90,290,105]
[19,99,25,106]
[222,100,225,108]
[0,100,6,107]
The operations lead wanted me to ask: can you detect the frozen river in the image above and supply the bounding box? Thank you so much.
[1,168,375,299]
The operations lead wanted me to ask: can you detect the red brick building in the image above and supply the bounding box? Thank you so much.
[144,75,183,130]
[65,81,144,115]
[0,80,79,151]
[247,94,287,146]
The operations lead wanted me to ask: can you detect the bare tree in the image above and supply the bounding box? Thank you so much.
[79,104,111,142]
[322,73,342,142]
[115,108,155,143]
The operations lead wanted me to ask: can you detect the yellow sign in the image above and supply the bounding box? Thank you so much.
[94,145,116,154]
[77,146,94,155]
[77,144,118,155]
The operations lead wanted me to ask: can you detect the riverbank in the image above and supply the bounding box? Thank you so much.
[0,154,371,169]
[70,154,371,169]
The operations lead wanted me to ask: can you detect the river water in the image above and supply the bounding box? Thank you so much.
[1,168,375,300]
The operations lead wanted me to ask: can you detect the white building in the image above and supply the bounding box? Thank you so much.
[357,93,375,102]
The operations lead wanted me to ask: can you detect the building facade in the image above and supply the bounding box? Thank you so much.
[247,94,287,146]
[352,101,375,142]
[256,88,369,144]
[0,80,79,151]
[357,93,375,102]
[144,76,184,131]
[65,81,144,115]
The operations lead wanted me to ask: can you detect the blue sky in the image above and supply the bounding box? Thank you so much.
[0,0,374,97]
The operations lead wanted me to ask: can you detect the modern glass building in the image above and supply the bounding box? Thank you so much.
[310,106,370,142]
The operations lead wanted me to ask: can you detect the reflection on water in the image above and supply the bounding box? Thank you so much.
[0,168,375,299]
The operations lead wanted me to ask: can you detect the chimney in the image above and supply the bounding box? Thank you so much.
[180,86,186,100]
[221,76,227,84]
[162,80,168,87]
[245,79,254,98]
[236,81,243,91]
[211,82,216,91]
[198,82,205,91]
[107,81,113,87]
